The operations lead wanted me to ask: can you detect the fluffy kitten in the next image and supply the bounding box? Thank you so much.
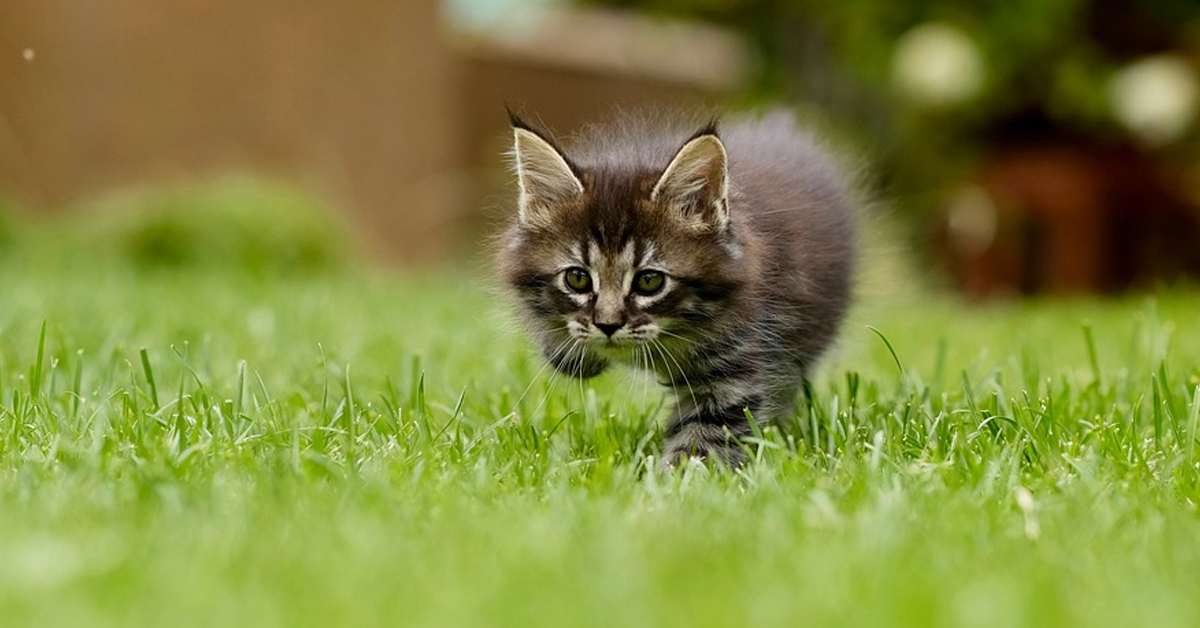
[500,110,855,466]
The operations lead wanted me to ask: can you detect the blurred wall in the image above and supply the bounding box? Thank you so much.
[0,1,745,263]
[0,0,465,261]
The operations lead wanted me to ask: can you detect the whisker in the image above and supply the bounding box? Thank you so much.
[509,333,574,414]
[638,343,654,409]
[573,340,590,425]
[650,338,693,414]
[655,328,697,344]
[529,337,581,424]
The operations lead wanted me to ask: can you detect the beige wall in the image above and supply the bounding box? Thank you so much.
[0,0,464,261]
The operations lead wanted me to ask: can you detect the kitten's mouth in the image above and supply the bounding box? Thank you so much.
[589,336,650,348]
[591,340,637,358]
[568,327,656,346]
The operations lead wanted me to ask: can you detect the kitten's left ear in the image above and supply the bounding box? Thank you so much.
[652,128,729,233]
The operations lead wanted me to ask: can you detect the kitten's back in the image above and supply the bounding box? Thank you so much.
[723,112,856,290]
[724,114,856,370]
[567,111,854,253]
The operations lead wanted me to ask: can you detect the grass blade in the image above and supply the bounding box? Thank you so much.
[1082,321,1101,386]
[30,319,47,399]
[867,325,904,375]
[140,347,159,410]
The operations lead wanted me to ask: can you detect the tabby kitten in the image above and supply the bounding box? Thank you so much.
[500,110,855,466]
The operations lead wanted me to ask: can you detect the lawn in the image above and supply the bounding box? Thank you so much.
[1,182,1199,627]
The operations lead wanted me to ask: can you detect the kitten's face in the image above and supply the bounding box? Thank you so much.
[513,224,713,358]
[502,118,740,355]
[550,241,671,350]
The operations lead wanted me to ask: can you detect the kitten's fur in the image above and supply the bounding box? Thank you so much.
[500,110,855,466]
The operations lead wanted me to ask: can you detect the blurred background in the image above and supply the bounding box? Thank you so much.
[3,0,1200,296]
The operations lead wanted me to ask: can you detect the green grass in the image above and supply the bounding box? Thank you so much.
[2,190,1200,626]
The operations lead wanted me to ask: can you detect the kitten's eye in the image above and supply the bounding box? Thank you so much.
[632,270,665,296]
[564,267,593,293]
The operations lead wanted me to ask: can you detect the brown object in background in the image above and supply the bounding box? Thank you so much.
[943,127,1200,297]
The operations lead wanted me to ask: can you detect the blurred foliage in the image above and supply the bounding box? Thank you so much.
[585,0,1200,217]
[5,177,355,274]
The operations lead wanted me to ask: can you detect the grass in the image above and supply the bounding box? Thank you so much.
[1,186,1200,626]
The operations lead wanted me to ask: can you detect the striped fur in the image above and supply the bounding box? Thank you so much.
[500,110,855,467]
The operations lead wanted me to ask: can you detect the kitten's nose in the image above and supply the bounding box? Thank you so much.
[595,323,621,337]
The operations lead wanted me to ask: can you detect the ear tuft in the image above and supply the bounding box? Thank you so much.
[507,105,534,132]
[511,126,584,227]
[651,132,729,232]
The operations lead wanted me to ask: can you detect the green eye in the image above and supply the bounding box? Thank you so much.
[564,267,592,293]
[633,270,665,296]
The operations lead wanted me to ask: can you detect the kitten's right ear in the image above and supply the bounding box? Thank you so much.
[510,117,583,227]
[652,127,730,233]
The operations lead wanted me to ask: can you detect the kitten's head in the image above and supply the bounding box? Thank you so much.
[501,114,748,354]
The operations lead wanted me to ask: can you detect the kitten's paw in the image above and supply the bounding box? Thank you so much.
[661,424,749,470]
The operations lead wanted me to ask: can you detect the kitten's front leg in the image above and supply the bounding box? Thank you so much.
[661,400,758,468]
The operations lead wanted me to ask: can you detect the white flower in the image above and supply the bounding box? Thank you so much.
[1109,55,1199,147]
[892,22,984,107]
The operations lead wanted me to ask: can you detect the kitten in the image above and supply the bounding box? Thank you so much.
[500,110,855,467]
